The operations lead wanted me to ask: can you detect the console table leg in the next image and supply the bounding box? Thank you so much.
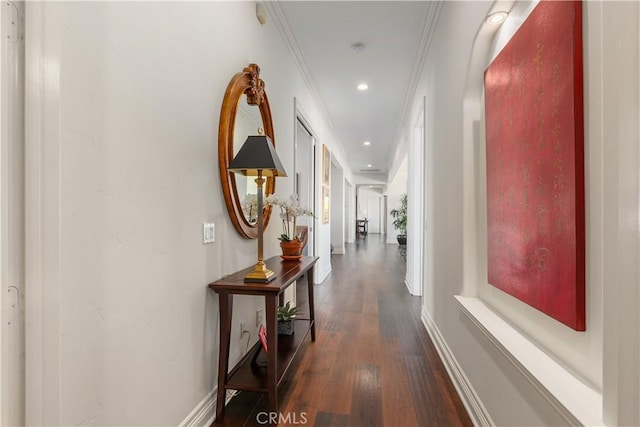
[265,294,279,413]
[307,267,316,342]
[215,293,233,423]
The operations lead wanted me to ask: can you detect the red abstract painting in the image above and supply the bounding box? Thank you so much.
[484,1,585,330]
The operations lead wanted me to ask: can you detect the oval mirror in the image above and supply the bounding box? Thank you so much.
[219,64,276,239]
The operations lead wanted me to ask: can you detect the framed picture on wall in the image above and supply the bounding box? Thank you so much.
[322,185,330,224]
[322,144,331,185]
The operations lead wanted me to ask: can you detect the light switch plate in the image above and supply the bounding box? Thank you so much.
[203,223,215,244]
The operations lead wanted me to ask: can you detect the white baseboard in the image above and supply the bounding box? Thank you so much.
[404,279,414,295]
[180,388,216,427]
[317,265,332,284]
[404,278,422,296]
[180,388,239,427]
[421,307,494,427]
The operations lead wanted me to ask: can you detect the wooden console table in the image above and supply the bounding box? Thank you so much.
[208,255,319,423]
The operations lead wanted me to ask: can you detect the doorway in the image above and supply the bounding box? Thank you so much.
[406,98,425,296]
[294,108,316,258]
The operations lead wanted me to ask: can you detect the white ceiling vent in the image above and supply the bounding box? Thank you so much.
[359,168,381,173]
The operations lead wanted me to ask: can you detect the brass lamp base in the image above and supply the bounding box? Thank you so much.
[244,261,276,283]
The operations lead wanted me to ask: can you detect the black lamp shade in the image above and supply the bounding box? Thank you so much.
[229,135,288,177]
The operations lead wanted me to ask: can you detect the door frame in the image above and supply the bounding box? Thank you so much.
[293,98,317,260]
[1,1,25,424]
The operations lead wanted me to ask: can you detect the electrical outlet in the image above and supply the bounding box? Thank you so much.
[256,309,264,327]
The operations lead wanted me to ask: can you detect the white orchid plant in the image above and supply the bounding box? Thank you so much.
[241,194,259,224]
[264,193,314,242]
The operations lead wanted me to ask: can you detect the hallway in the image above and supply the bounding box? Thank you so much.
[220,235,471,426]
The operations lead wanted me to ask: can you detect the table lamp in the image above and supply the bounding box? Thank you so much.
[229,133,287,282]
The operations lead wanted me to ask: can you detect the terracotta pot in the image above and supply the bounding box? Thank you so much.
[280,240,304,259]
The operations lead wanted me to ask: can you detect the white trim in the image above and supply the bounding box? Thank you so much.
[390,1,443,161]
[316,265,331,285]
[179,387,240,427]
[454,296,604,427]
[179,389,215,427]
[293,98,318,260]
[421,306,494,427]
[1,1,25,424]
[404,278,418,297]
[265,2,348,167]
[0,2,5,422]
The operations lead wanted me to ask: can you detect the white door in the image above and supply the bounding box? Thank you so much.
[345,182,353,242]
[1,1,25,424]
[295,117,315,256]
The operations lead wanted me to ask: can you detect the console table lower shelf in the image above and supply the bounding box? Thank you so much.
[208,255,318,424]
[226,319,313,392]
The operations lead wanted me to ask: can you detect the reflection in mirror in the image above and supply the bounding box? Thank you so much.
[234,96,262,224]
[219,63,276,239]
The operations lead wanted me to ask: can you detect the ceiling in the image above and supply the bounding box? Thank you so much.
[274,1,438,181]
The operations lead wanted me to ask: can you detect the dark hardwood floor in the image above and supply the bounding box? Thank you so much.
[217,234,472,427]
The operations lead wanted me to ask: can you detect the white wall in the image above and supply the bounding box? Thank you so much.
[24,2,343,425]
[406,106,424,297]
[330,163,344,254]
[344,180,355,243]
[598,2,640,424]
[400,1,640,425]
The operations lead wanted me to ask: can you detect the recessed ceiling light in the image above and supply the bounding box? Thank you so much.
[363,141,371,146]
[486,11,508,24]
[367,164,372,168]
[357,83,369,91]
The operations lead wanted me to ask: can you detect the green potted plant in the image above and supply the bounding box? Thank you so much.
[277,301,300,335]
[390,193,407,245]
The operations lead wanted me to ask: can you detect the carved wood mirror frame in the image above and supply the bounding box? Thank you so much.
[219,64,275,239]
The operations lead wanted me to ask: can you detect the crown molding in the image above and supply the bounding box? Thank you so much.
[389,1,443,172]
[263,1,350,170]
